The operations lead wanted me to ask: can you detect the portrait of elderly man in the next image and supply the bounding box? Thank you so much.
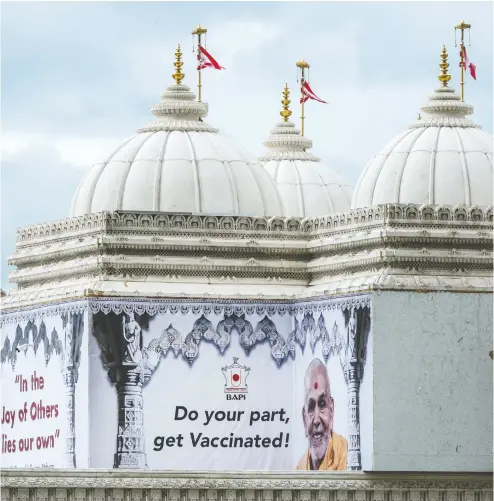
[296,358,347,470]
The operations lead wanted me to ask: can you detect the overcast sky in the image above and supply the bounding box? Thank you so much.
[1,1,493,290]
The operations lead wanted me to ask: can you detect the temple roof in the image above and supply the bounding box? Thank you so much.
[70,46,284,218]
[352,47,493,209]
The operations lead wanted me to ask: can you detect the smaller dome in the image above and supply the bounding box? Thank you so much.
[352,48,493,209]
[260,86,352,217]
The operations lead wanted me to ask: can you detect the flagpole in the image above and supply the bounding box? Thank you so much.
[454,20,471,102]
[192,24,208,102]
[296,58,310,136]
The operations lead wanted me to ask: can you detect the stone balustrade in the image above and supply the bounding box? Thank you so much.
[0,470,492,501]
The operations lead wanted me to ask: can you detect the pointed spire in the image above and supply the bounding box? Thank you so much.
[409,44,479,131]
[137,44,218,133]
[438,45,451,88]
[280,84,292,122]
[259,84,316,162]
[172,44,185,85]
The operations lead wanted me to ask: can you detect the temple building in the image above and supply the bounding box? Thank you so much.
[1,26,492,501]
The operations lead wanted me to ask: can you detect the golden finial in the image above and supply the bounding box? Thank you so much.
[417,113,422,120]
[172,44,185,85]
[438,45,451,87]
[192,24,207,36]
[454,19,471,31]
[280,83,292,122]
[296,57,310,69]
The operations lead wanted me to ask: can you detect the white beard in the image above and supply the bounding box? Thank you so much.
[309,430,330,466]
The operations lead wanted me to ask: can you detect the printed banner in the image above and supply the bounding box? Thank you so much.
[89,299,372,471]
[1,297,371,471]
[0,306,89,468]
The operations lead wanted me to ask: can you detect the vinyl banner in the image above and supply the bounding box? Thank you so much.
[90,297,372,471]
[0,304,89,468]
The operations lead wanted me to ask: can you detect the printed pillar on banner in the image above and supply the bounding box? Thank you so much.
[60,312,84,468]
[340,306,371,471]
[92,310,159,469]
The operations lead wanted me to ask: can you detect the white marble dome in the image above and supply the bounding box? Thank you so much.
[70,78,283,218]
[260,119,352,217]
[352,85,493,209]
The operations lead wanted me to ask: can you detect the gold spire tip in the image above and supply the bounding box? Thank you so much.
[454,19,471,30]
[438,44,451,88]
[296,57,310,69]
[280,83,292,122]
[192,24,207,35]
[172,44,185,85]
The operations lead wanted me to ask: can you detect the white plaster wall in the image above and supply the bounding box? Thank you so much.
[371,291,493,471]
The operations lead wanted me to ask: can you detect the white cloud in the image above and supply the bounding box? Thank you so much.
[55,137,125,168]
[1,132,124,169]
[206,18,285,66]
[1,132,30,158]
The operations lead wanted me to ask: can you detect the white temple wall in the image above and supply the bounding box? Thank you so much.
[371,290,493,472]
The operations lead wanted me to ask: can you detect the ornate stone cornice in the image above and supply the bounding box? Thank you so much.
[409,116,480,129]
[136,83,218,133]
[137,119,219,133]
[410,86,481,130]
[15,204,493,245]
[0,469,492,490]
[260,120,317,159]
[4,203,492,309]
[259,150,320,161]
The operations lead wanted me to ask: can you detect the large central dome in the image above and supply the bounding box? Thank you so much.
[70,46,283,218]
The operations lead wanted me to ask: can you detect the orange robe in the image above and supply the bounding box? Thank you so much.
[296,432,348,471]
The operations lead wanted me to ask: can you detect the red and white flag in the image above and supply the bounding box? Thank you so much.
[300,81,327,104]
[460,46,476,80]
[197,45,225,71]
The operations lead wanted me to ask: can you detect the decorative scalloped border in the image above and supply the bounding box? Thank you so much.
[0,294,371,325]
[0,300,88,326]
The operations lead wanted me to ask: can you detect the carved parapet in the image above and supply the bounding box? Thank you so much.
[0,470,492,494]
[14,204,493,244]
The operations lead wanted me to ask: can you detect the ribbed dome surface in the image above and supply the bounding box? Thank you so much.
[260,121,352,217]
[70,82,283,217]
[352,85,493,209]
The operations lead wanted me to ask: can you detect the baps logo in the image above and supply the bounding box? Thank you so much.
[221,357,250,400]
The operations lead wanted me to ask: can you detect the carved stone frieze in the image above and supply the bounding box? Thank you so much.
[15,204,493,244]
[0,471,492,490]
[2,203,492,310]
